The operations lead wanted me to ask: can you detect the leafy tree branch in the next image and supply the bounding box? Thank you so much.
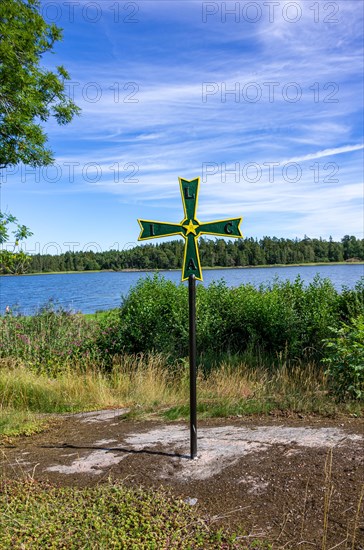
[0,0,80,272]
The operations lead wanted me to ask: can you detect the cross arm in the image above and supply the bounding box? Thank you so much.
[198,218,243,238]
[138,220,183,240]
[182,235,202,281]
[179,177,199,222]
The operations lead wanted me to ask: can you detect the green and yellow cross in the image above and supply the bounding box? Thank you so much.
[138,177,243,281]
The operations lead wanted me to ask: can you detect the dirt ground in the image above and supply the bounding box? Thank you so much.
[1,410,363,549]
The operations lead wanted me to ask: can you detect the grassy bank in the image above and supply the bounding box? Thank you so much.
[1,275,363,437]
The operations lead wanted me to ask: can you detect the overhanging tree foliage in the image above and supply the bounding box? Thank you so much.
[0,0,80,168]
[0,212,33,274]
[0,0,80,273]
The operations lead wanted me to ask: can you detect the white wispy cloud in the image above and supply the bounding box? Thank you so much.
[279,145,364,165]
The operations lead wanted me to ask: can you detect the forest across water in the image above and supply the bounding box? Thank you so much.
[15,235,364,274]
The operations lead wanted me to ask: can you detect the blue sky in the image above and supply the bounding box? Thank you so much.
[1,0,363,255]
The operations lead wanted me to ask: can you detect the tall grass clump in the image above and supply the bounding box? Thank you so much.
[0,367,117,414]
[109,353,186,407]
[0,303,102,374]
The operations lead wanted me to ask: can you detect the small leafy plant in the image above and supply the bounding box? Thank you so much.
[0,480,260,549]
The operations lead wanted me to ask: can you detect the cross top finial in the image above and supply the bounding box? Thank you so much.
[138,177,243,281]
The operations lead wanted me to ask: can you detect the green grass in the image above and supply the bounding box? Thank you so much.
[84,308,119,321]
[0,479,268,549]
[163,399,276,421]
[0,409,50,438]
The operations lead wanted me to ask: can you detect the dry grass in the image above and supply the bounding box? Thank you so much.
[0,353,359,437]
[322,448,334,550]
[198,362,258,400]
[110,353,186,407]
[351,483,364,550]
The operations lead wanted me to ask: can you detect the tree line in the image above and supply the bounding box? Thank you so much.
[20,235,364,274]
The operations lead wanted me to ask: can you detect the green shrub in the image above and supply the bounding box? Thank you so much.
[196,280,233,351]
[116,274,350,362]
[323,315,364,401]
[196,275,341,362]
[118,275,188,356]
[339,278,364,321]
[2,275,363,390]
[295,275,341,356]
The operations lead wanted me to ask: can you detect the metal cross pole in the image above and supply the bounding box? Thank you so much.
[137,177,243,459]
[189,274,197,459]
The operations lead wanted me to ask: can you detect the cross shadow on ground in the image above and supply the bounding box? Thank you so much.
[40,443,191,460]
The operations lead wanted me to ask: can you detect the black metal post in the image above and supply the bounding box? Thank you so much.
[189,274,197,459]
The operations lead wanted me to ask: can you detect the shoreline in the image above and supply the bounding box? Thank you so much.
[1,261,363,277]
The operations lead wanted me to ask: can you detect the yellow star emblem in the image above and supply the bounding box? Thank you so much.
[183,219,199,235]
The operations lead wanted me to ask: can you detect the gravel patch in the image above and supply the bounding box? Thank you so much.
[68,409,130,423]
[123,424,362,480]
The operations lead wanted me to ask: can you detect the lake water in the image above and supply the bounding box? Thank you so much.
[1,264,363,315]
